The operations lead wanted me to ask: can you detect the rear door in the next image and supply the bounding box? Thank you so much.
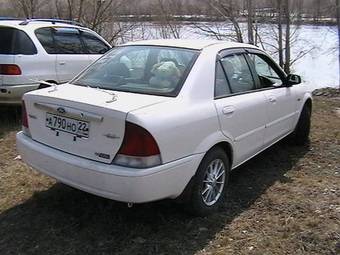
[53,28,91,83]
[214,49,267,166]
[246,50,296,146]
[80,31,111,65]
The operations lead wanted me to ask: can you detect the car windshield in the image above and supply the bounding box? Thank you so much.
[71,45,199,97]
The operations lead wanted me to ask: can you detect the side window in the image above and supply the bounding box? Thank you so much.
[0,27,36,55]
[248,53,284,88]
[53,31,85,54]
[215,61,231,97]
[35,28,55,54]
[81,32,110,54]
[220,54,255,94]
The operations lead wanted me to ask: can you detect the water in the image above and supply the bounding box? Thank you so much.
[115,22,339,89]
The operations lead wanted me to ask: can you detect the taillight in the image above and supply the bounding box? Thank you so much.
[22,100,31,137]
[0,64,22,75]
[113,122,161,168]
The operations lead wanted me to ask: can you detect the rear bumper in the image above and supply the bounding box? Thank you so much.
[16,132,203,203]
[0,84,39,104]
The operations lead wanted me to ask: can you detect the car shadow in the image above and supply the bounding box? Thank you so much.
[0,105,21,137]
[0,139,309,255]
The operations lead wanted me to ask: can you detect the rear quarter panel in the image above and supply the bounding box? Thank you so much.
[127,45,235,164]
[127,98,233,164]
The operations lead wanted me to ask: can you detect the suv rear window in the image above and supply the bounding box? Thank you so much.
[0,27,37,55]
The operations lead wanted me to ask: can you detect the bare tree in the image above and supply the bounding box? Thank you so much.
[277,0,284,67]
[193,0,244,42]
[153,0,182,39]
[13,0,40,18]
[337,0,340,87]
[284,0,291,73]
[214,0,243,42]
[313,0,322,23]
[246,0,254,44]
[50,0,137,45]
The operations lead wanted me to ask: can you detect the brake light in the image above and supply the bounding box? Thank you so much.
[113,122,161,168]
[22,100,28,128]
[22,100,31,137]
[0,64,22,75]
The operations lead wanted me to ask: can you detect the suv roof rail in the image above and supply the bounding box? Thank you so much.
[0,17,23,21]
[19,18,84,27]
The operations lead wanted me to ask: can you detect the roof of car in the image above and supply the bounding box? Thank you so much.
[124,39,258,51]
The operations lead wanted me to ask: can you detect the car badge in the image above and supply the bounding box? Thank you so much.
[57,107,66,114]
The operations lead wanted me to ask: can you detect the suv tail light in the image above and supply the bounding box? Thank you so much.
[113,122,161,168]
[22,100,31,137]
[0,64,22,75]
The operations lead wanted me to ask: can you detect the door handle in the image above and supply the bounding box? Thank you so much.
[268,96,277,103]
[59,62,66,65]
[222,106,235,115]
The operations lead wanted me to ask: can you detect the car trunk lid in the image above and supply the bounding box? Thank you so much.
[23,84,169,163]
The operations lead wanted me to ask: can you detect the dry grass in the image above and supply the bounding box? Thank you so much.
[0,97,339,255]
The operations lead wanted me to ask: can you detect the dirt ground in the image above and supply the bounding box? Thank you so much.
[0,97,339,255]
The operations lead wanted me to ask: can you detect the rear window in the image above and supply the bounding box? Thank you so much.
[71,45,199,97]
[0,27,37,55]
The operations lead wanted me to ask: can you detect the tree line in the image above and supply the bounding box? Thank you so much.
[0,0,339,81]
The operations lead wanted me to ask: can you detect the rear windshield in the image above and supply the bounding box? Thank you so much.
[71,46,199,97]
[0,27,37,55]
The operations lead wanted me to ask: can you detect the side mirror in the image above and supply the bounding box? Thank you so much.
[286,74,301,86]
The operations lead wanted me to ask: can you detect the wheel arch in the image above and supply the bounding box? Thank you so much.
[304,97,312,111]
[176,140,234,203]
[208,141,234,168]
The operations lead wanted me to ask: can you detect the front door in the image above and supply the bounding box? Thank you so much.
[246,52,296,146]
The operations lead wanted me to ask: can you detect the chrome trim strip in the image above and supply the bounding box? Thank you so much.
[34,102,103,122]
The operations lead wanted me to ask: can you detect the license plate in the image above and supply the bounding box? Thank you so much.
[46,113,89,138]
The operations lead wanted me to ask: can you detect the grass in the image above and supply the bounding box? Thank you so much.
[0,106,21,138]
[0,97,339,255]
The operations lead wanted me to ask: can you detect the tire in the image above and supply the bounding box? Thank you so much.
[185,147,230,216]
[293,103,311,146]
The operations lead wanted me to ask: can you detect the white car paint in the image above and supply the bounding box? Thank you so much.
[0,19,111,104]
[16,39,312,204]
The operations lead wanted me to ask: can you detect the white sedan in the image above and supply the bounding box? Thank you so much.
[17,39,312,215]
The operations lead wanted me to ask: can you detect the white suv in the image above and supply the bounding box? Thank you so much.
[0,19,111,104]
[17,40,312,216]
